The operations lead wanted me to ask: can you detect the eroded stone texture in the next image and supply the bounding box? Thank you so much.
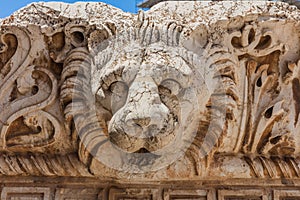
[1,1,300,199]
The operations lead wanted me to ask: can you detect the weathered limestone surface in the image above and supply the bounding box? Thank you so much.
[1,1,300,199]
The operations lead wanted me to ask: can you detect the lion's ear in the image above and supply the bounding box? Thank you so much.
[181,24,208,55]
[88,23,116,54]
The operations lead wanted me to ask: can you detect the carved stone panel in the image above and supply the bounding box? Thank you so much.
[163,189,212,200]
[1,187,51,200]
[1,0,300,199]
[218,190,268,200]
[274,190,300,200]
[109,188,159,200]
[55,188,103,200]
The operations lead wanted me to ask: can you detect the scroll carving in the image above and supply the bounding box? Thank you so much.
[0,25,72,154]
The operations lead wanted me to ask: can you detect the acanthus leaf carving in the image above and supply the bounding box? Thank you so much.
[226,24,283,57]
[217,22,297,157]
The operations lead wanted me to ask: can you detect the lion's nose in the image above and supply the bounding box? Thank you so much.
[132,118,151,127]
[125,114,161,138]
[126,117,151,128]
[126,115,151,128]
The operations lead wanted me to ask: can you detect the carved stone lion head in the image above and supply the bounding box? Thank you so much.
[93,43,208,154]
[61,18,216,174]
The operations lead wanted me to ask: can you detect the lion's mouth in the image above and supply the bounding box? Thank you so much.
[128,147,161,167]
[109,130,176,153]
[108,113,179,153]
[134,147,150,154]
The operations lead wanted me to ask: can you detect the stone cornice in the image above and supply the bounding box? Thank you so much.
[0,1,300,182]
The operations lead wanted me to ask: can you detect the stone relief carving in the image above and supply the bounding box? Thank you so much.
[66,18,214,176]
[0,25,71,154]
[0,1,300,184]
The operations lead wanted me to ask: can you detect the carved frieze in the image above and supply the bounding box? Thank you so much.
[0,0,300,186]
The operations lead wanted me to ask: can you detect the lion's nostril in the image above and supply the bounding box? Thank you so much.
[134,148,150,154]
[132,117,151,127]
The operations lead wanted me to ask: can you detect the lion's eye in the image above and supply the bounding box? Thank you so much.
[159,79,181,96]
[158,79,181,114]
[109,81,128,113]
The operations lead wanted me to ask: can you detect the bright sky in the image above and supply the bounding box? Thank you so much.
[0,0,141,18]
